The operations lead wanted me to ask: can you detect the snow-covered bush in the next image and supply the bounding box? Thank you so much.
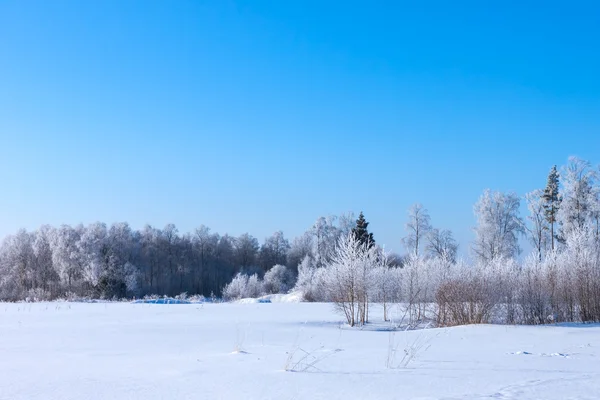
[223,265,295,301]
[222,273,265,300]
[263,264,295,294]
[293,256,324,302]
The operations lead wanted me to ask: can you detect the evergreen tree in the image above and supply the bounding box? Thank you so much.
[352,212,375,248]
[542,165,561,250]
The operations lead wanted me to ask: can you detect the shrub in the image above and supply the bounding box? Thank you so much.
[264,264,295,294]
[223,273,264,300]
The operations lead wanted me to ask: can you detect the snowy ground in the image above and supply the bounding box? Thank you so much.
[1,302,599,400]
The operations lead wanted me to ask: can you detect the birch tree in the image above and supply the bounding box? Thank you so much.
[557,157,597,237]
[402,203,431,256]
[525,189,550,261]
[472,190,524,263]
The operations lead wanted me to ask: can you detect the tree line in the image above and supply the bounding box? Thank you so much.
[0,212,370,301]
[2,155,600,328]
[224,156,600,327]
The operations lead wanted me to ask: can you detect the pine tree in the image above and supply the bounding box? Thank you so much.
[542,165,561,251]
[352,212,375,248]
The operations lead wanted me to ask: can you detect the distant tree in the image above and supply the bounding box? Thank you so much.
[287,232,313,272]
[234,233,259,270]
[53,224,86,293]
[590,189,600,241]
[292,213,358,269]
[387,252,405,268]
[259,231,290,270]
[0,230,34,299]
[263,264,295,294]
[214,234,236,290]
[472,190,524,263]
[426,228,458,262]
[193,225,215,294]
[161,224,180,291]
[139,225,161,293]
[311,216,340,268]
[525,189,550,261]
[542,165,561,250]
[77,222,109,288]
[557,157,597,238]
[31,225,59,294]
[351,212,375,248]
[402,204,431,256]
[337,212,357,237]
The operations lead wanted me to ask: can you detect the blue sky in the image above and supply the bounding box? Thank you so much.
[1,1,599,254]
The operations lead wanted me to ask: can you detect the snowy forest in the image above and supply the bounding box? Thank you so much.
[2,156,600,325]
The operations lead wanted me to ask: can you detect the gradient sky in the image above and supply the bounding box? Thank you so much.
[1,1,599,254]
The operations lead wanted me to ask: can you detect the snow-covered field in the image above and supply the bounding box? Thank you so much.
[1,302,599,400]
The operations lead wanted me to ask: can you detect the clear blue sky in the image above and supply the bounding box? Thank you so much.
[1,1,599,254]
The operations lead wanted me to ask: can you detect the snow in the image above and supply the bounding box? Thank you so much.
[1,302,600,399]
[259,291,303,303]
[235,291,303,304]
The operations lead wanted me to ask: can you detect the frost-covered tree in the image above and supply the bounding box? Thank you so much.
[0,230,35,300]
[77,222,108,288]
[322,234,378,326]
[289,213,358,271]
[472,190,524,263]
[31,225,58,294]
[102,222,140,298]
[557,157,597,237]
[192,225,217,293]
[402,203,431,256]
[234,233,259,270]
[259,231,290,270]
[525,189,550,261]
[50,224,83,292]
[370,251,401,321]
[426,228,458,262]
[543,165,561,250]
[294,255,314,298]
[287,232,313,272]
[311,216,340,268]
[160,223,180,291]
[401,255,436,324]
[263,264,295,294]
[337,212,357,238]
[590,189,600,241]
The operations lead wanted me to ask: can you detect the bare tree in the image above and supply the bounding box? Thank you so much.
[426,228,458,262]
